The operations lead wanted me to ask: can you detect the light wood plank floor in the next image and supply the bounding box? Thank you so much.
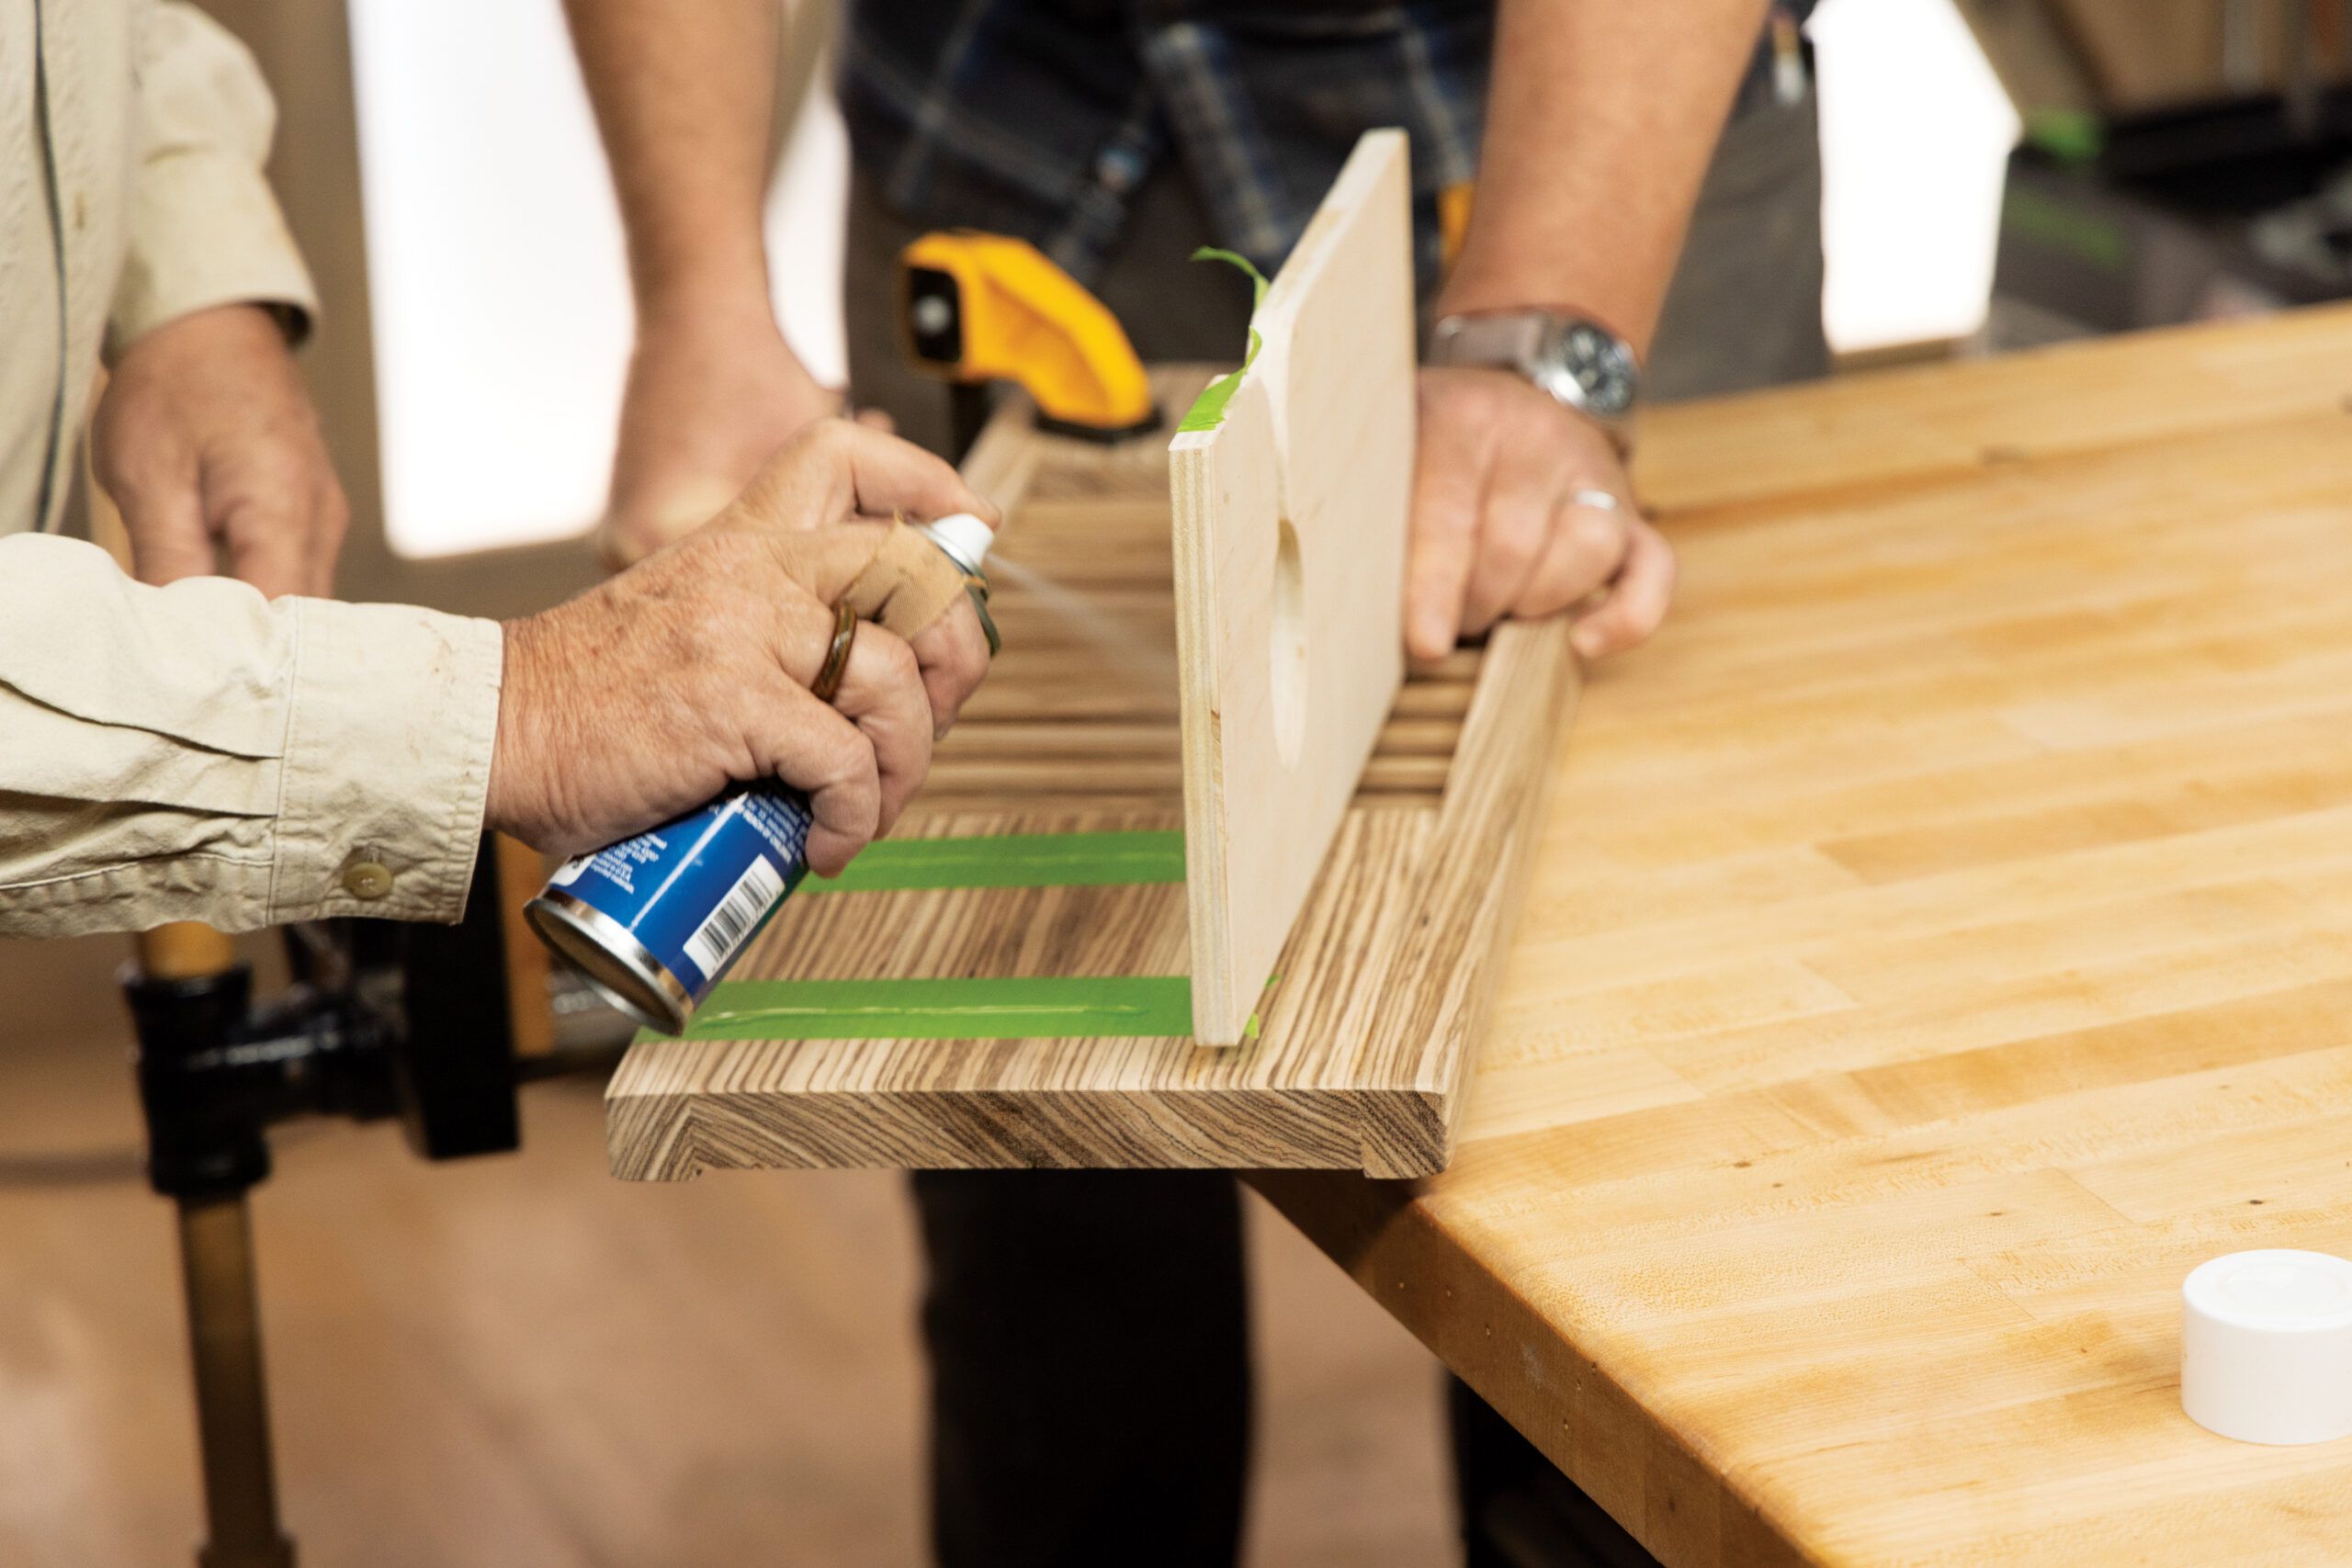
[0,933,1450,1567]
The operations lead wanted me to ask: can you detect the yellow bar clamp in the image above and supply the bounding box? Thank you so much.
[899,231,1160,440]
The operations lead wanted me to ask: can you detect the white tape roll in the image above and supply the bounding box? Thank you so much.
[2180,1249,2352,1445]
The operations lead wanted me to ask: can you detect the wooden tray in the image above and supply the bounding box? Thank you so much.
[603,363,1578,1179]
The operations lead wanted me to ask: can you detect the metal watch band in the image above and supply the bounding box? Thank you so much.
[1428,312,1549,376]
[1427,310,1640,453]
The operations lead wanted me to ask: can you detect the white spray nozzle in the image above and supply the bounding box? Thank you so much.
[915,512,995,578]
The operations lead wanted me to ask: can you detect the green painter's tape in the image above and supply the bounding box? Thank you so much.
[1177,247,1272,434]
[629,832,1298,1044]
[805,829,1184,894]
[1177,335,1261,434]
[652,975,1195,1042]
[1192,247,1270,310]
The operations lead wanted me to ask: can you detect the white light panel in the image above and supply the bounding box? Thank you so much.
[1813,0,2022,352]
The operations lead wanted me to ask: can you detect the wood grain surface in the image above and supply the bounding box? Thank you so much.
[1260,307,2352,1567]
[605,366,1577,1179]
[1171,130,1416,1043]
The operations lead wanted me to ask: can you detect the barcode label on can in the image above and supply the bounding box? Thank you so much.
[682,855,786,979]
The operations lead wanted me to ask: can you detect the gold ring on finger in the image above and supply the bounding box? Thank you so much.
[812,601,859,703]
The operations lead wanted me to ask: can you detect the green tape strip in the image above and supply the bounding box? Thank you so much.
[652,975,1194,1042]
[1193,245,1270,310]
[805,829,1184,894]
[1177,247,1271,434]
[631,831,1266,1043]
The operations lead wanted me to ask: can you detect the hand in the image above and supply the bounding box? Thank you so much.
[1406,367,1676,662]
[91,303,349,598]
[600,301,884,570]
[490,421,1000,873]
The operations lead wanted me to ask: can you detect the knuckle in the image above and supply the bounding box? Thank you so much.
[231,441,308,491]
[213,479,302,532]
[99,440,185,500]
[1565,507,1628,561]
[834,785,881,842]
[823,713,879,776]
[1487,509,1544,573]
[872,632,921,686]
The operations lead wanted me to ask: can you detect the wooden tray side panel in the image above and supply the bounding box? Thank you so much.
[1368,619,1581,1167]
[1170,130,1416,1043]
[1236,621,1580,1176]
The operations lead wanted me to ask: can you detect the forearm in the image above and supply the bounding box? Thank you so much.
[1442,0,1773,357]
[560,0,781,321]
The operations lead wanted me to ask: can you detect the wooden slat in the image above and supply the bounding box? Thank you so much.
[1262,305,2352,1566]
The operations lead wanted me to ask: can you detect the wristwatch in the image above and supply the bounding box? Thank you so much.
[1427,310,1642,452]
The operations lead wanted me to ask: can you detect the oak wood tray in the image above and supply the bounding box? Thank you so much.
[604,368,1578,1179]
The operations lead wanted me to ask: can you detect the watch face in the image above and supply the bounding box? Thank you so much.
[1554,321,1638,419]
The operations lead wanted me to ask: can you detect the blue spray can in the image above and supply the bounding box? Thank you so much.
[525,514,996,1032]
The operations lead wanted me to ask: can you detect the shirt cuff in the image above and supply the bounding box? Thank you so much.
[105,145,321,358]
[269,601,503,925]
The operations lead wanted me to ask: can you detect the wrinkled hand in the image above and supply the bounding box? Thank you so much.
[1406,367,1675,662]
[91,303,348,599]
[490,421,999,873]
[600,304,885,570]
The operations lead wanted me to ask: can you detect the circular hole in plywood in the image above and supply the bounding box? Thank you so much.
[1272,517,1307,766]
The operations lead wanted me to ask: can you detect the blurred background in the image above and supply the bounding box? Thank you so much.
[12,1,2352,1563]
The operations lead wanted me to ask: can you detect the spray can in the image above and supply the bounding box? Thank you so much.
[524,513,996,1033]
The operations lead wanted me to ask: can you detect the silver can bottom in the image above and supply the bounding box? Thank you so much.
[525,889,695,1036]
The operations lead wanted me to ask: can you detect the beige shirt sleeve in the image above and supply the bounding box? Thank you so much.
[105,1,320,357]
[0,536,503,938]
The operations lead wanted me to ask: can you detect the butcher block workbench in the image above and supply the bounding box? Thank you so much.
[1260,306,2352,1567]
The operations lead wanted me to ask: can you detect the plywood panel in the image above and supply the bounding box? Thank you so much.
[1170,130,1415,1043]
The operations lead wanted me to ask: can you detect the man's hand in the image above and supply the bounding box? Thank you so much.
[1406,367,1676,663]
[599,303,871,570]
[491,421,998,874]
[91,303,348,599]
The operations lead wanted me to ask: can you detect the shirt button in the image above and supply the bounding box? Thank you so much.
[343,862,395,900]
